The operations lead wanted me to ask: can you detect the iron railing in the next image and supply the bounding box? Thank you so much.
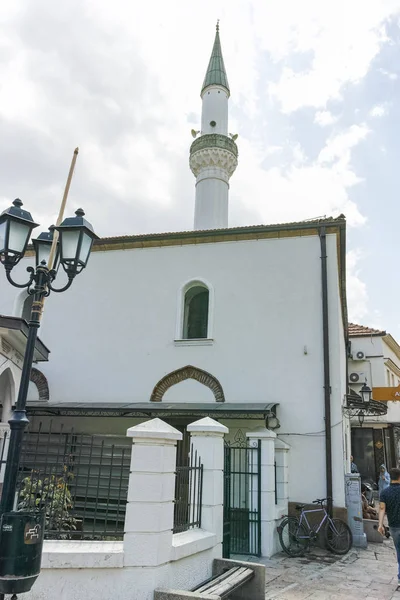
[13,422,131,540]
[275,461,278,504]
[173,443,203,534]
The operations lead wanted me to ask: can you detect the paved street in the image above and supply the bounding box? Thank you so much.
[261,540,400,599]
[240,538,400,599]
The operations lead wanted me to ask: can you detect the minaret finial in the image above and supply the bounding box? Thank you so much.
[216,19,219,32]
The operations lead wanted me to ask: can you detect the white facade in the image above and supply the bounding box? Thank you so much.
[0,224,349,508]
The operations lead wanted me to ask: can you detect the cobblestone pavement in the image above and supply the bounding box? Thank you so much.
[260,540,400,599]
[238,538,400,599]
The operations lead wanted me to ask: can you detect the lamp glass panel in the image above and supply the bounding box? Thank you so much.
[0,221,6,253]
[8,220,31,254]
[36,242,52,266]
[78,232,92,265]
[60,230,80,260]
[361,387,371,403]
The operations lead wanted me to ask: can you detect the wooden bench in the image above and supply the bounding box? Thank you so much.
[154,558,265,600]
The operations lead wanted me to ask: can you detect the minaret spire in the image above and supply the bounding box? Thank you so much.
[201,21,230,96]
[189,24,238,230]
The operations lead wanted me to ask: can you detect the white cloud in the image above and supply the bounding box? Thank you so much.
[314,111,339,127]
[379,68,398,80]
[0,0,396,240]
[347,249,369,323]
[261,0,400,112]
[369,104,387,117]
[230,123,368,227]
[318,124,370,166]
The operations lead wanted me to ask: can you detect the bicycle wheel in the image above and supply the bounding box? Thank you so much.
[278,517,310,557]
[325,518,353,554]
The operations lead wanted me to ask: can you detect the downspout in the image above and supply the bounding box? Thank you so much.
[319,226,333,516]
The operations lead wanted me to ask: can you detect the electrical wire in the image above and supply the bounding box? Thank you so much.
[278,419,343,437]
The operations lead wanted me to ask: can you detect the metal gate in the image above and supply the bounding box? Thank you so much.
[223,439,261,558]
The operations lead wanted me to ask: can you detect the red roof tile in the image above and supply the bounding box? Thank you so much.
[348,323,386,337]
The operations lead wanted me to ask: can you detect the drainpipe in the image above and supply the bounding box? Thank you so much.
[319,226,333,516]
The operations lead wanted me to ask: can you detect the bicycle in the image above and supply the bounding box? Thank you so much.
[277,497,353,557]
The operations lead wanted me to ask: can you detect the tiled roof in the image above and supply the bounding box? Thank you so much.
[348,323,386,337]
[94,214,345,245]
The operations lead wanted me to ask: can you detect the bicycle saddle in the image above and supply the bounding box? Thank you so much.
[295,504,305,510]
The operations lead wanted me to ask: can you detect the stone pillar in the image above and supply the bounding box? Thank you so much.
[274,439,290,509]
[123,418,182,567]
[187,417,228,550]
[246,428,277,558]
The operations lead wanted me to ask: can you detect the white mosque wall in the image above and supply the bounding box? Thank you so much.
[0,232,347,506]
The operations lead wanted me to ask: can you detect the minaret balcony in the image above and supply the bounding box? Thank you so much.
[190,134,238,158]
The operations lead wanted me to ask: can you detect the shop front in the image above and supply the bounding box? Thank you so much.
[351,426,396,485]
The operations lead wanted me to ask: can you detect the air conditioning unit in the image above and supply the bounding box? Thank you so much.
[353,350,366,361]
[349,371,367,384]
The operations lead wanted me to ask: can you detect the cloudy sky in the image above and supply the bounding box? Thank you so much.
[1,0,400,335]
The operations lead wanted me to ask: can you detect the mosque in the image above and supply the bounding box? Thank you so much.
[0,25,351,552]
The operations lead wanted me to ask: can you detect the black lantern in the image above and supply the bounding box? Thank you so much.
[360,382,372,404]
[55,208,98,277]
[0,199,39,269]
[32,226,59,269]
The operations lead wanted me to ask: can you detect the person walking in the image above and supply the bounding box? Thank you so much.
[350,455,359,474]
[378,467,400,590]
[379,464,390,498]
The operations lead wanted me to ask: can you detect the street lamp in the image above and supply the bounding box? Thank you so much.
[0,199,97,596]
[360,382,372,404]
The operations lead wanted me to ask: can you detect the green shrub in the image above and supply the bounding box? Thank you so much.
[18,465,77,535]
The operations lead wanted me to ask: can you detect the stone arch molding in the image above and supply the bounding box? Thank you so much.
[150,365,225,403]
[30,368,49,402]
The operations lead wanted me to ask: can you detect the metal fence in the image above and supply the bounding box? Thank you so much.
[223,440,261,557]
[12,422,131,540]
[173,442,203,534]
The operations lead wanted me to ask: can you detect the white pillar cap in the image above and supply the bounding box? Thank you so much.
[187,416,228,435]
[246,427,276,440]
[127,418,182,441]
[275,438,290,450]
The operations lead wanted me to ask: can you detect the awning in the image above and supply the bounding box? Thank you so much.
[26,402,278,420]
[0,315,50,362]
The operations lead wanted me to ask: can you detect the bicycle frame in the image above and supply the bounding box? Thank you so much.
[298,507,329,536]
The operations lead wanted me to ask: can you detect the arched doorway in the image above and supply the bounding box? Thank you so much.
[150,365,225,403]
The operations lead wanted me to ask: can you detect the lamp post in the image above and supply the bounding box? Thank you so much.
[0,198,97,597]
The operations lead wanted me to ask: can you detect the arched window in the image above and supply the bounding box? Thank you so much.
[183,284,209,339]
[21,294,33,323]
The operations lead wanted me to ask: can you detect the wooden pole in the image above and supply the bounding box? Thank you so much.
[37,148,79,319]
[47,147,79,271]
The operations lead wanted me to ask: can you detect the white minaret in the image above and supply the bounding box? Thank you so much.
[190,23,238,230]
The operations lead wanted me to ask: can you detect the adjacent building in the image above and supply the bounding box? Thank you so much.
[349,323,400,483]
